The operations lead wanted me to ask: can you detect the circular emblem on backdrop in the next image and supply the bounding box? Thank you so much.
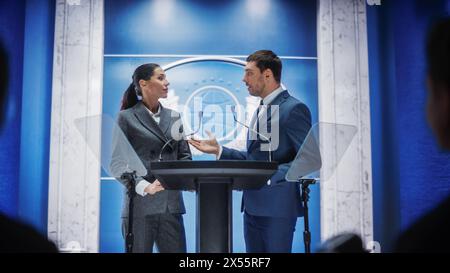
[161,57,261,155]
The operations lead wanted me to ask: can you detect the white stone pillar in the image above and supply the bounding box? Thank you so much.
[48,0,104,252]
[317,0,374,246]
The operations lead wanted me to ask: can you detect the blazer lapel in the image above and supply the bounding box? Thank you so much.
[266,90,289,124]
[133,101,168,144]
[158,105,171,137]
[247,90,290,152]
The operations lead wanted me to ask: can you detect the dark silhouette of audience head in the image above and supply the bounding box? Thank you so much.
[426,18,450,149]
[0,41,58,253]
[395,17,450,253]
[0,40,8,129]
[317,233,367,253]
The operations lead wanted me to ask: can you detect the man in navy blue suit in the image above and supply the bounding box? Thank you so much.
[189,50,312,253]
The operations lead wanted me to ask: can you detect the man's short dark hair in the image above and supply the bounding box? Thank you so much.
[427,18,450,89]
[246,50,282,83]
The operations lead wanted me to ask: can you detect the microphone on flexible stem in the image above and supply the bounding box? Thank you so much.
[185,111,203,138]
[159,138,175,162]
[230,105,272,162]
[159,111,203,161]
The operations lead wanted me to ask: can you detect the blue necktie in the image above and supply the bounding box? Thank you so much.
[256,100,263,140]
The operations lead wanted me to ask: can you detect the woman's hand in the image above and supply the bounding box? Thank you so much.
[144,179,165,195]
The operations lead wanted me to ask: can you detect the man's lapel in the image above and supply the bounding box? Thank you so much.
[264,90,289,128]
[247,90,290,152]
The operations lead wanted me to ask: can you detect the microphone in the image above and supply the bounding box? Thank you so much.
[159,122,184,161]
[159,138,175,161]
[159,111,202,161]
[185,111,203,138]
[230,105,272,162]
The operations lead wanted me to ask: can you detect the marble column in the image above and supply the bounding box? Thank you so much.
[317,0,374,248]
[47,0,104,252]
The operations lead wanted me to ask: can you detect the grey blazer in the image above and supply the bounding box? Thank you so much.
[112,101,192,218]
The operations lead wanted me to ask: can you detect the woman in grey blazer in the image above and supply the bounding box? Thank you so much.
[114,63,192,253]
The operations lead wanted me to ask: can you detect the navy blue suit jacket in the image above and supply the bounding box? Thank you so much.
[220,90,312,218]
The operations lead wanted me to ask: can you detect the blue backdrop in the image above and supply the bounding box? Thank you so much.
[102,0,319,253]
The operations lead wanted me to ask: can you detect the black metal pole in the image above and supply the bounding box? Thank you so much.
[196,180,233,253]
[121,171,136,253]
[300,179,315,254]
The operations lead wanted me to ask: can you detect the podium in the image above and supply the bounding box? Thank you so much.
[150,160,278,253]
